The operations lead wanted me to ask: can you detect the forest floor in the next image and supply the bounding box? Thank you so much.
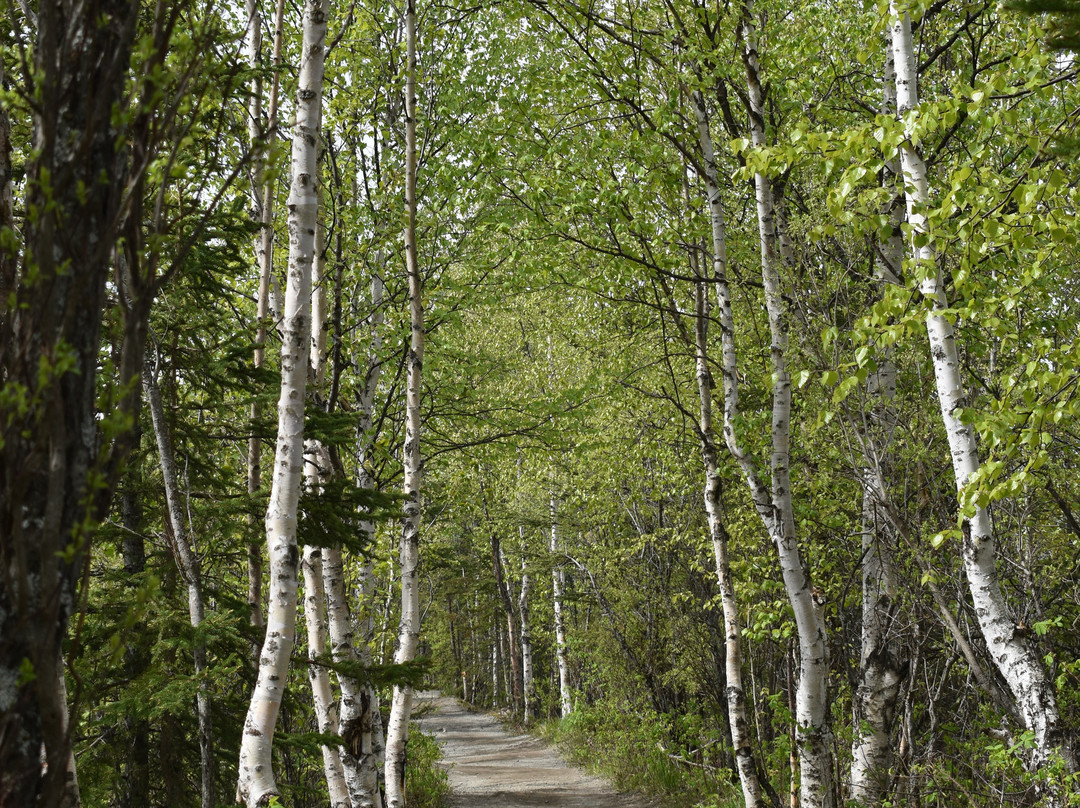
[415,691,655,808]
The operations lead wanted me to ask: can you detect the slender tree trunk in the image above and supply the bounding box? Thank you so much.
[550,495,573,718]
[119,466,150,808]
[304,547,351,808]
[734,6,834,806]
[143,364,215,808]
[302,221,351,807]
[328,254,386,808]
[888,4,1074,777]
[849,49,907,808]
[0,54,13,314]
[384,3,423,802]
[518,528,534,723]
[490,529,523,715]
[237,0,328,799]
[691,88,766,808]
[54,654,80,808]
[245,0,266,652]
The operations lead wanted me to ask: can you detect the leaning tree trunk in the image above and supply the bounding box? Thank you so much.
[143,364,215,808]
[691,86,767,808]
[735,5,835,806]
[849,47,907,808]
[384,2,423,803]
[236,0,328,800]
[889,3,1074,778]
[0,1,138,804]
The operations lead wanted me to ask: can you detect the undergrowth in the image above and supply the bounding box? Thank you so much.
[538,701,744,808]
[405,722,452,808]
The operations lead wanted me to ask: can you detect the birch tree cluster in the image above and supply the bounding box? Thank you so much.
[3,0,1080,807]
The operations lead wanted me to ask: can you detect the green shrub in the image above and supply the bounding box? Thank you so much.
[550,699,742,808]
[405,723,453,808]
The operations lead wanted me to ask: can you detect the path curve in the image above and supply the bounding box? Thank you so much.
[413,691,653,808]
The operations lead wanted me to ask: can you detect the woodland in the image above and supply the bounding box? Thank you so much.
[2,0,1080,807]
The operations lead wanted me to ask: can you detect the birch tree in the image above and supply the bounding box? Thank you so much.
[384,1,424,802]
[848,49,907,808]
[245,0,287,645]
[550,495,573,718]
[302,223,352,806]
[142,361,215,808]
[237,0,329,799]
[733,5,834,804]
[888,0,1075,778]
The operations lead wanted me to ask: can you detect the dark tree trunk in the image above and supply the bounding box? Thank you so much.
[0,0,140,804]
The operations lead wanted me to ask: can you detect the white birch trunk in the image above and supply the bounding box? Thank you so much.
[518,529,534,724]
[236,0,328,799]
[327,258,386,808]
[737,6,834,806]
[302,220,351,807]
[246,0,286,651]
[690,91,765,808]
[849,49,906,808]
[143,365,214,808]
[549,495,572,718]
[384,2,422,803]
[889,4,1073,777]
[304,547,351,808]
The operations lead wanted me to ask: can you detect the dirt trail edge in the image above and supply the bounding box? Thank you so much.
[414,690,654,808]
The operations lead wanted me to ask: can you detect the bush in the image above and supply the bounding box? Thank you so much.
[405,723,453,808]
[549,699,742,808]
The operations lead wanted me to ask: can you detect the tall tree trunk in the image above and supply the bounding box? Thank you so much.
[237,0,328,799]
[119,461,150,808]
[849,48,907,808]
[490,529,523,715]
[518,526,534,723]
[143,364,215,808]
[0,0,138,803]
[245,0,287,655]
[888,3,1075,777]
[302,221,351,807]
[550,495,573,718]
[734,6,834,806]
[384,2,423,803]
[691,88,766,808]
[331,249,387,808]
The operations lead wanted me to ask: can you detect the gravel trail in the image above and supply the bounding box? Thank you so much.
[413,691,653,808]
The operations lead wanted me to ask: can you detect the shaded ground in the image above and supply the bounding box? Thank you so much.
[413,691,653,808]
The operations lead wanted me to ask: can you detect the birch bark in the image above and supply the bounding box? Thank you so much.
[690,89,766,808]
[236,0,328,799]
[245,0,266,648]
[327,256,386,808]
[302,222,351,806]
[518,529,534,723]
[384,2,423,802]
[549,495,573,718]
[143,363,215,808]
[889,3,1074,777]
[735,6,834,805]
[849,49,907,808]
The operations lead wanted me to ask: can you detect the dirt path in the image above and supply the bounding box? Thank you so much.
[413,691,653,808]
